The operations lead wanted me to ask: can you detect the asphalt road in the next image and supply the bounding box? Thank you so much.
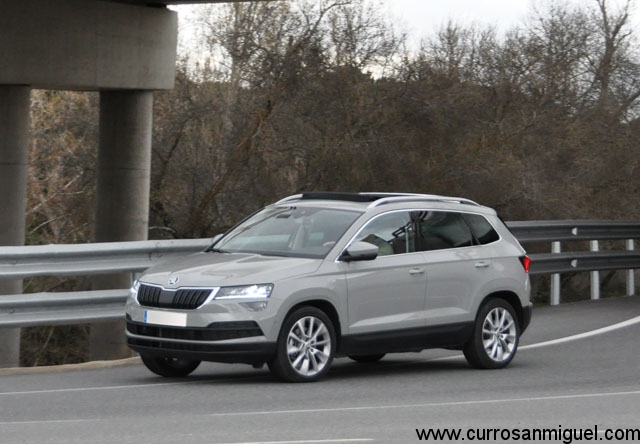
[1,296,639,444]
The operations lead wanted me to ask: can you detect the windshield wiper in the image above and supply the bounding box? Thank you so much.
[206,247,228,253]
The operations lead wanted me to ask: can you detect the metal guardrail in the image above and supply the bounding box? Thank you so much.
[0,290,127,328]
[0,238,211,327]
[0,238,211,279]
[506,221,640,276]
[506,220,640,242]
[0,221,638,327]
[506,221,639,305]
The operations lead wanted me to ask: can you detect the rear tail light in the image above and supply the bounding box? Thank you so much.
[519,255,531,273]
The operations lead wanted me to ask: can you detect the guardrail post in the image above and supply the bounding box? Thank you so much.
[627,239,636,296]
[551,241,561,305]
[590,240,600,300]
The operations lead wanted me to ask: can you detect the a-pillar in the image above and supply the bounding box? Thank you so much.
[0,86,30,368]
[90,90,153,361]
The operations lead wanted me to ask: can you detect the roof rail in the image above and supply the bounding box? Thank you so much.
[301,192,383,202]
[274,194,303,205]
[366,195,480,208]
[273,192,480,207]
[276,192,383,204]
[359,192,426,198]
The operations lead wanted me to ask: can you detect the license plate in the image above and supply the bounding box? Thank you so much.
[143,310,187,327]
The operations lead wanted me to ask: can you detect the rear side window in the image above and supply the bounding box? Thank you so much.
[415,211,474,251]
[462,213,500,245]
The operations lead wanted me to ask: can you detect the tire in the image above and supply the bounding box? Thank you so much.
[463,298,520,369]
[140,354,201,377]
[348,354,386,363]
[268,306,336,382]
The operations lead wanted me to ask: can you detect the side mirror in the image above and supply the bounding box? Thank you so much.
[340,241,379,262]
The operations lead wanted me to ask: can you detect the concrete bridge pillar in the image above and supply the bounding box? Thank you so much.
[0,86,31,367]
[90,90,153,360]
[0,0,178,365]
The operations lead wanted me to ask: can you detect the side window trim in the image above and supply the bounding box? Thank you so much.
[461,213,501,246]
[343,210,419,258]
[414,210,475,251]
[339,209,502,259]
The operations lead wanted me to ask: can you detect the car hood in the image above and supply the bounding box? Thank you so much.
[140,252,323,288]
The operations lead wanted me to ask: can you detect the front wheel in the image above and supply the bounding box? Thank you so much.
[464,299,520,369]
[268,306,336,382]
[140,354,201,377]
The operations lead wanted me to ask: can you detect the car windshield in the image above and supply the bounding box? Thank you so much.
[212,206,362,258]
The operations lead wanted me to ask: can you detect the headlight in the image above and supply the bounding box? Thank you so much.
[215,284,273,300]
[129,280,140,299]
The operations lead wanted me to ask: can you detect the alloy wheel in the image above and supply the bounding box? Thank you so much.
[482,306,517,362]
[286,315,332,377]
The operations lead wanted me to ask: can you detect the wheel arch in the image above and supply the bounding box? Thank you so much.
[481,291,524,329]
[285,299,342,349]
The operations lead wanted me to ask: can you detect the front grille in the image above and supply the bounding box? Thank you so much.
[126,320,263,341]
[138,284,162,306]
[137,284,212,310]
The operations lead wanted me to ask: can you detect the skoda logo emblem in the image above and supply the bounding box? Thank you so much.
[168,276,180,286]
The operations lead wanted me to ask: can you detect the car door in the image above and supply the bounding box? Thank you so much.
[416,211,493,326]
[342,211,427,335]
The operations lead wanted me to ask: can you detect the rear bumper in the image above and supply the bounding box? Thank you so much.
[521,303,533,333]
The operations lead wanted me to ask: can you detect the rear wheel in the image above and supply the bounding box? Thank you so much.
[140,354,201,377]
[464,299,520,369]
[348,354,386,363]
[268,306,336,382]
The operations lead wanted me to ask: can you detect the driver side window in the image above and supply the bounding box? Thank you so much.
[354,212,414,256]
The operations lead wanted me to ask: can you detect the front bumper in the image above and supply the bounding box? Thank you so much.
[126,319,276,364]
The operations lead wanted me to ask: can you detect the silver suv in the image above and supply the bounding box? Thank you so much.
[126,192,532,382]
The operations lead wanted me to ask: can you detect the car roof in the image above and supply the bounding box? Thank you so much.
[273,192,495,215]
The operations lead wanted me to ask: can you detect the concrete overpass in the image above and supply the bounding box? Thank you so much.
[0,0,249,367]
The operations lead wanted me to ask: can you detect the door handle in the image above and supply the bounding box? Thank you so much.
[409,268,425,275]
[474,261,490,269]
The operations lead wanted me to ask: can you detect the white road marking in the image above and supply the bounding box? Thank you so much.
[0,381,190,396]
[3,390,638,426]
[212,440,373,444]
[206,389,640,417]
[0,419,100,425]
[519,315,640,350]
[0,372,266,396]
